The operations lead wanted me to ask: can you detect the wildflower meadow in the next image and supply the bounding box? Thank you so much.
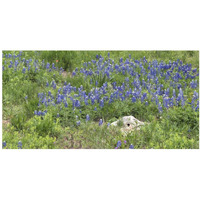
[2,51,199,149]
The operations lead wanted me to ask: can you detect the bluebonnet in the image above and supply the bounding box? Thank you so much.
[116,141,122,148]
[99,99,104,108]
[41,111,45,116]
[132,97,136,103]
[125,77,129,82]
[53,83,56,89]
[158,103,163,113]
[77,121,81,126]
[3,141,6,148]
[64,102,68,108]
[163,98,169,109]
[192,68,197,73]
[173,89,176,98]
[56,96,62,104]
[190,80,198,89]
[99,119,103,126]
[107,123,110,127]
[72,71,76,77]
[84,98,89,106]
[195,101,199,111]
[22,67,26,73]
[155,95,159,105]
[18,141,22,149]
[129,144,134,149]
[86,114,90,121]
[191,91,199,106]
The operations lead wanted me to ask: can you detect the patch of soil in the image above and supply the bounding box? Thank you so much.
[62,71,68,78]
[62,71,72,78]
[3,120,10,125]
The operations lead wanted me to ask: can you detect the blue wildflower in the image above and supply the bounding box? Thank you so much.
[132,97,136,103]
[195,101,199,111]
[72,71,76,76]
[117,141,122,148]
[125,77,129,82]
[64,102,68,108]
[53,84,56,89]
[77,121,81,126]
[22,67,26,73]
[158,103,163,113]
[86,114,90,121]
[18,141,22,149]
[129,144,134,149]
[99,99,104,108]
[3,141,6,148]
[99,119,103,126]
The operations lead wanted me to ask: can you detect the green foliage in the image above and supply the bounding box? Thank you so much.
[24,114,63,138]
[2,125,56,149]
[69,123,122,149]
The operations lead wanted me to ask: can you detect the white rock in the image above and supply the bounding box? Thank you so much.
[111,116,146,135]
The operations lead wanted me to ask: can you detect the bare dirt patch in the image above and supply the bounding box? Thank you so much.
[3,120,10,125]
[62,71,72,78]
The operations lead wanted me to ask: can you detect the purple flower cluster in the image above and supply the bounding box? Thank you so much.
[3,141,6,148]
[34,53,199,120]
[34,110,47,116]
[18,141,22,149]
[2,52,64,76]
[115,140,134,149]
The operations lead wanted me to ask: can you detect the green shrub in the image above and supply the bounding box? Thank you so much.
[2,125,56,149]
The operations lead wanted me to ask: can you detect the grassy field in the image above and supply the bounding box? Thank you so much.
[2,51,199,149]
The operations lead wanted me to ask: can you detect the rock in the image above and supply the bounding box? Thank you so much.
[111,116,146,136]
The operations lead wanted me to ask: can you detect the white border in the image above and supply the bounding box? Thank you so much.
[0,1,200,200]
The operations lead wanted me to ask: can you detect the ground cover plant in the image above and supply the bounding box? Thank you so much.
[2,51,199,149]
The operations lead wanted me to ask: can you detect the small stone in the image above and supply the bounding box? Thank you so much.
[111,116,146,135]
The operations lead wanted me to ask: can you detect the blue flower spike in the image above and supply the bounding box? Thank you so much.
[99,119,103,126]
[18,141,22,149]
[3,141,6,148]
[86,114,90,121]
